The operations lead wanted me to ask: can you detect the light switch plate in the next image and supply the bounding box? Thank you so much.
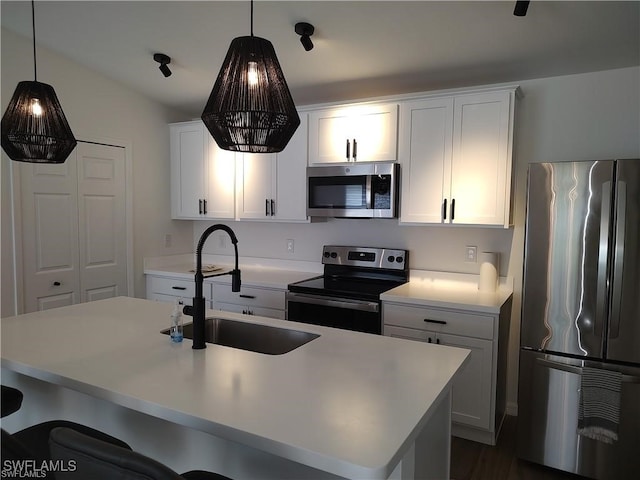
[465,246,477,263]
[287,239,295,254]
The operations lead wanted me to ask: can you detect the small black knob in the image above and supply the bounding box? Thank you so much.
[324,251,330,258]
[387,255,394,262]
[396,256,404,263]
[330,252,337,258]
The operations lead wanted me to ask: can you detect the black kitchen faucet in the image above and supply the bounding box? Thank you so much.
[184,224,241,349]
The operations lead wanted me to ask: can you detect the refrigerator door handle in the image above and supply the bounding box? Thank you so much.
[536,357,640,383]
[595,181,612,336]
[609,181,627,338]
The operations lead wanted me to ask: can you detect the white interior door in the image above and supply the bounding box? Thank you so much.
[21,158,80,312]
[20,142,128,312]
[76,143,127,303]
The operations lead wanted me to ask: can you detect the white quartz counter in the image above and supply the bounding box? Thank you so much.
[1,297,469,479]
[381,270,513,314]
[144,254,320,290]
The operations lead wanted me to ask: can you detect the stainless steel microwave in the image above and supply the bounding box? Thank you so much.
[307,162,399,218]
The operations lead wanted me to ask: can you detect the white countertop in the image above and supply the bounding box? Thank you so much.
[1,297,469,479]
[381,271,513,314]
[144,254,320,290]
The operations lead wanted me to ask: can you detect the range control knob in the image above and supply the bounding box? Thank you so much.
[323,251,330,258]
[396,256,404,263]
[387,255,395,263]
[330,252,338,259]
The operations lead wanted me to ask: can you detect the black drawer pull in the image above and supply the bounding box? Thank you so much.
[53,281,61,286]
[451,198,456,220]
[346,139,350,160]
[172,286,187,291]
[424,319,447,325]
[443,199,447,220]
[352,138,357,161]
[239,294,256,299]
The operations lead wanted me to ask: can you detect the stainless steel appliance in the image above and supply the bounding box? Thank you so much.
[286,245,408,334]
[306,162,399,218]
[518,160,640,479]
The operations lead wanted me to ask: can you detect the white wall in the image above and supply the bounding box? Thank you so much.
[1,28,193,316]
[194,66,640,413]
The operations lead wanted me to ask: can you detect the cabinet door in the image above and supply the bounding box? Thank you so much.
[237,153,277,219]
[170,122,207,219]
[274,113,308,221]
[439,333,493,431]
[205,136,236,219]
[450,91,512,226]
[398,97,453,223]
[308,103,398,164]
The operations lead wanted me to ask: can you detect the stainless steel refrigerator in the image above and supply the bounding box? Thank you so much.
[517,160,640,479]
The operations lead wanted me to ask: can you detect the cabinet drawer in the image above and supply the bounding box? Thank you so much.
[383,303,494,339]
[213,284,285,310]
[215,302,285,320]
[147,276,198,298]
[148,293,194,307]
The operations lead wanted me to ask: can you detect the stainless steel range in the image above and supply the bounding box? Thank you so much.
[286,246,409,334]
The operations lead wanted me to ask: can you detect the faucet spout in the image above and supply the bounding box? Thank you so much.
[188,224,241,350]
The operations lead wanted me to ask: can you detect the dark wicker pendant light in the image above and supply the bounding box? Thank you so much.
[201,0,300,153]
[1,1,77,164]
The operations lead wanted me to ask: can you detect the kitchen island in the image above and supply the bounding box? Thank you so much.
[1,297,469,479]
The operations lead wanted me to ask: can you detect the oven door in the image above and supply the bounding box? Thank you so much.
[285,292,381,334]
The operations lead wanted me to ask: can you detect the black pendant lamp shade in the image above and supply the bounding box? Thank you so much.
[201,3,300,153]
[1,81,77,163]
[1,0,77,164]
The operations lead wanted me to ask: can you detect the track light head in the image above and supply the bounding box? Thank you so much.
[153,53,172,77]
[514,1,530,17]
[295,22,315,51]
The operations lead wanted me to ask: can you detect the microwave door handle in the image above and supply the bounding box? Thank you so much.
[365,175,372,209]
[596,181,611,336]
[610,181,626,338]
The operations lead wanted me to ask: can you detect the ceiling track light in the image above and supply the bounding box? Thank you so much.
[295,22,315,51]
[514,1,530,17]
[153,53,172,77]
[1,0,77,164]
[201,0,300,153]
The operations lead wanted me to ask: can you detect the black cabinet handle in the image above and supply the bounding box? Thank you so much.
[53,281,61,286]
[270,199,275,216]
[451,198,456,220]
[352,139,357,161]
[427,337,432,343]
[443,199,448,221]
[423,319,447,325]
[242,310,247,315]
[346,139,350,160]
[199,199,203,215]
[172,286,187,291]
[265,199,270,216]
[436,338,441,344]
[239,294,256,299]
[203,199,207,215]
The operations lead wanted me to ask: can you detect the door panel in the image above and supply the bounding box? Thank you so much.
[522,161,613,357]
[77,143,127,303]
[606,159,640,364]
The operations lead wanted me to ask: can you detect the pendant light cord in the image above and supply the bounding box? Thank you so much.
[250,0,254,36]
[31,0,37,81]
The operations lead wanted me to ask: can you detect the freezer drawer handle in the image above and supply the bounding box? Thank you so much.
[536,357,640,383]
[424,319,447,325]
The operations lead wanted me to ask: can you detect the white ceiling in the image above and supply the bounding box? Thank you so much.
[2,1,639,117]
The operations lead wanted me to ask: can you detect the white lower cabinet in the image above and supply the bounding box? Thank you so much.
[146,275,209,307]
[383,301,509,445]
[212,283,286,320]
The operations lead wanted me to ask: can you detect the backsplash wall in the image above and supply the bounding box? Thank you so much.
[194,219,515,276]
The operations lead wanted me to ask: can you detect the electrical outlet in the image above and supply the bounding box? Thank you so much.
[164,234,172,248]
[465,246,477,263]
[287,239,295,254]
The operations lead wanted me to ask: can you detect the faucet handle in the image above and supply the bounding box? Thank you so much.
[182,304,194,317]
[231,269,242,293]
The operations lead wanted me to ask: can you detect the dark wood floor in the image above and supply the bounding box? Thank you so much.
[450,416,586,480]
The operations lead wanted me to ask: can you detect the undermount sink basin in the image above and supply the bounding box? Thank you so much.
[161,317,320,355]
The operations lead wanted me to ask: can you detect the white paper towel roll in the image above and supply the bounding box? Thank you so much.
[478,252,499,292]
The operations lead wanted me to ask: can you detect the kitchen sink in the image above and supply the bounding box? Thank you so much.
[161,317,320,355]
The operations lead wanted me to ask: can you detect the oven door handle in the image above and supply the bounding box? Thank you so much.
[286,292,379,313]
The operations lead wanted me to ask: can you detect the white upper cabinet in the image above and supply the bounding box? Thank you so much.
[308,103,398,164]
[170,121,235,220]
[236,114,308,222]
[399,89,515,227]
